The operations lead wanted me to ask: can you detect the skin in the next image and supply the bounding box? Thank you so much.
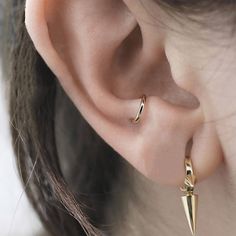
[25,0,236,235]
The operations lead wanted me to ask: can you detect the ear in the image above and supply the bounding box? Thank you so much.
[25,0,223,186]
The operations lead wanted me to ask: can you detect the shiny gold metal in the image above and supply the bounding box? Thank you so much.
[131,95,146,124]
[180,157,198,236]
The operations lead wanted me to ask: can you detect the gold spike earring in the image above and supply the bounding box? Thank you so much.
[180,156,198,236]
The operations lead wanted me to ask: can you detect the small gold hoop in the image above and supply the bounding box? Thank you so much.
[131,95,146,124]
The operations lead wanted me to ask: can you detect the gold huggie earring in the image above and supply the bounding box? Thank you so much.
[131,95,146,124]
[180,156,198,236]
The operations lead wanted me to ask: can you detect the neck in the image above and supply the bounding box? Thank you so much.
[111,162,236,236]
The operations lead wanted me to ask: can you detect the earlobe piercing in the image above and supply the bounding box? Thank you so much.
[131,95,146,124]
[180,156,198,236]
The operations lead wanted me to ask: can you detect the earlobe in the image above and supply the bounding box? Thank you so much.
[191,120,223,182]
[25,0,223,187]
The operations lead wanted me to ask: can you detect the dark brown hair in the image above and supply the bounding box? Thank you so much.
[3,1,236,235]
[5,1,126,235]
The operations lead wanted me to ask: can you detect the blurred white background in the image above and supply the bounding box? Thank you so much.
[0,62,46,235]
[0,4,44,235]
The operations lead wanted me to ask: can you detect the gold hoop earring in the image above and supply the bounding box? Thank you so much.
[131,95,146,124]
[180,156,198,236]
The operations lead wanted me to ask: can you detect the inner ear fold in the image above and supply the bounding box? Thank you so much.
[45,0,140,96]
[112,25,143,72]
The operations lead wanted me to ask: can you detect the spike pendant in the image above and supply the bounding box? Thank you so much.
[180,157,198,235]
[181,193,198,235]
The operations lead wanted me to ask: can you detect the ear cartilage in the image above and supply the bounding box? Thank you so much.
[180,157,198,236]
[131,95,146,124]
